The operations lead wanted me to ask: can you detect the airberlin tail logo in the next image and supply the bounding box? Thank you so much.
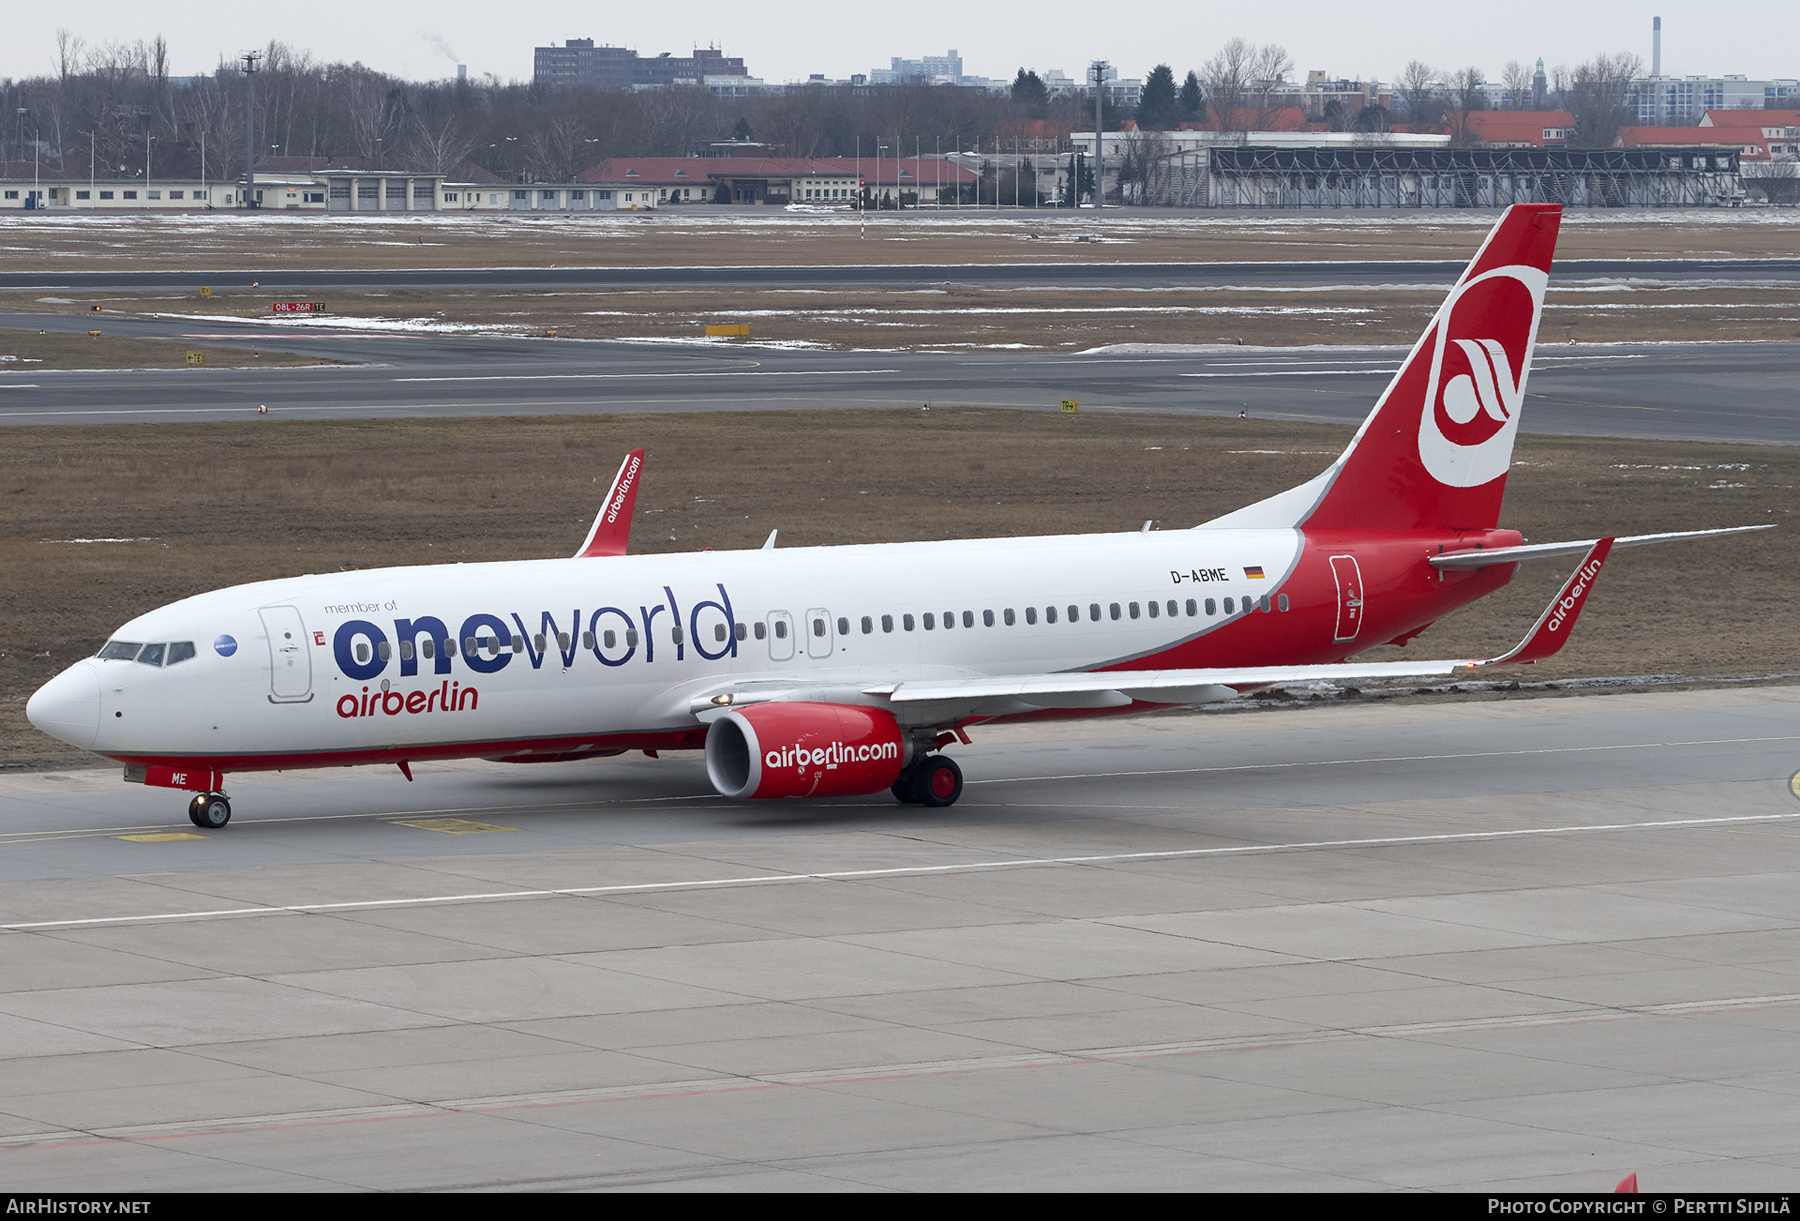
[605,454,641,525]
[1417,264,1547,489]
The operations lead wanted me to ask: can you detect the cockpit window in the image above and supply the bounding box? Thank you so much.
[165,642,196,666]
[137,643,167,667]
[97,641,142,661]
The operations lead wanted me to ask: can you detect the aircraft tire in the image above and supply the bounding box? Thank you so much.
[890,769,923,804]
[193,793,231,829]
[915,756,963,808]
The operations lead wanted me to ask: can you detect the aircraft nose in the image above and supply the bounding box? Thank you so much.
[26,661,101,750]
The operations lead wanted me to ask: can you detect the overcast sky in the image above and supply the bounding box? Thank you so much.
[6,2,1796,86]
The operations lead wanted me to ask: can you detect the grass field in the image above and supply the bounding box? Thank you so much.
[0,329,325,371]
[4,409,1792,771]
[4,207,1799,271]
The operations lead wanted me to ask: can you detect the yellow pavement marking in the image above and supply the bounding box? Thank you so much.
[389,818,517,835]
[116,832,206,842]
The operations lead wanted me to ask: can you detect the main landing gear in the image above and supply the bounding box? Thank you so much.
[891,755,963,808]
[188,792,231,829]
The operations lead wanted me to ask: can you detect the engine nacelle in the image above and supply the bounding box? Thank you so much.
[705,701,910,800]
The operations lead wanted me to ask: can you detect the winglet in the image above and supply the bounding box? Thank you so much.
[1474,537,1614,667]
[574,449,645,558]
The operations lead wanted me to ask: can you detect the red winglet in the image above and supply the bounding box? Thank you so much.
[574,449,645,558]
[1477,537,1614,667]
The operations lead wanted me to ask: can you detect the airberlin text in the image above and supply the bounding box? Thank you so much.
[768,739,899,772]
[1546,556,1604,633]
[336,682,477,720]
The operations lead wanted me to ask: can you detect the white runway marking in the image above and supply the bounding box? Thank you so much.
[390,369,901,383]
[7,811,1796,933]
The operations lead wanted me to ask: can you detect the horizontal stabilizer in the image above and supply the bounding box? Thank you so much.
[1431,524,1771,570]
[574,449,645,559]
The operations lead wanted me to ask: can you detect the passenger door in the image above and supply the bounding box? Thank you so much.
[1329,556,1364,643]
[259,605,314,702]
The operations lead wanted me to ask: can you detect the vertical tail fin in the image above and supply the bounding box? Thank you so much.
[1201,204,1562,533]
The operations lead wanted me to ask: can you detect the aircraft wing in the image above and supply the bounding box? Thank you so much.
[871,537,1617,710]
[573,449,646,558]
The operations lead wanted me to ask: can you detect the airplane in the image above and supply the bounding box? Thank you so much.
[25,203,1770,829]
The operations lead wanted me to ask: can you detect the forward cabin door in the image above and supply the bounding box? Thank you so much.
[1329,555,1364,643]
[259,605,314,702]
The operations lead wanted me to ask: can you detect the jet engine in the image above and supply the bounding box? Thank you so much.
[705,701,910,800]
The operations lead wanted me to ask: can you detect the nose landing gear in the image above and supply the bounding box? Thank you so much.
[188,792,231,829]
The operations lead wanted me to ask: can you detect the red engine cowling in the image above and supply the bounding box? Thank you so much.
[705,701,910,800]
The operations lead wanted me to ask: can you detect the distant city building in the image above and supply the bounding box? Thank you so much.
[1627,75,1798,124]
[866,50,1002,91]
[533,40,748,91]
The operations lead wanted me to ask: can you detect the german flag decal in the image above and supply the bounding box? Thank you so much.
[1244,565,1266,579]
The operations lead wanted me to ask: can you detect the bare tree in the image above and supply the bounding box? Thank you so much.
[1566,52,1643,147]
[1245,43,1295,131]
[1200,38,1253,134]
[1444,67,1487,145]
[1397,61,1442,127]
[54,29,84,89]
[409,114,475,175]
[1113,129,1172,203]
[1501,60,1534,110]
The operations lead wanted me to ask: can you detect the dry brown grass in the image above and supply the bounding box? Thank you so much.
[3,209,1797,273]
[3,410,1793,770]
[0,329,326,371]
[9,281,1800,351]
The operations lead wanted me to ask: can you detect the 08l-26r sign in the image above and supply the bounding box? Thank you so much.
[271,302,327,314]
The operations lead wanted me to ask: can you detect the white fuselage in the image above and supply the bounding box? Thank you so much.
[48,526,1305,767]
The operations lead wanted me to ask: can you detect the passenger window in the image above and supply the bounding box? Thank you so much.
[1046,606,1058,624]
[837,617,849,636]
[423,638,436,659]
[923,613,935,630]
[558,632,571,651]
[625,629,640,646]
[165,641,196,665]
[735,623,748,641]
[355,642,371,664]
[1223,598,1234,615]
[97,641,142,661]
[399,640,415,661]
[1109,603,1121,621]
[603,630,617,649]
[882,614,894,633]
[942,612,954,630]
[755,621,767,640]
[671,626,685,645]
[861,616,872,634]
[138,642,167,667]
[582,631,595,649]
[962,611,974,628]
[1025,607,1037,625]
[1278,594,1289,612]
[1259,595,1270,613]
[1186,599,1197,617]
[463,636,477,655]
[774,621,788,639]
[444,639,457,657]
[714,624,728,642]
[534,633,547,652]
[904,614,916,631]
[378,641,392,660]
[1088,603,1100,622]
[1167,600,1178,617]
[1204,599,1215,616]
[982,610,994,627]
[511,635,524,653]
[811,618,826,637]
[1004,608,1016,626]
[1129,602,1140,619]
[1147,601,1159,618]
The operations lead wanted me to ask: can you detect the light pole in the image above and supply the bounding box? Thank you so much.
[145,133,155,202]
[89,131,96,207]
[15,108,24,163]
[1091,60,1109,208]
[877,144,887,210]
[241,50,261,209]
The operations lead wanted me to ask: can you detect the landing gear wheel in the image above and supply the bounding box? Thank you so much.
[189,793,231,829]
[891,770,923,804]
[915,755,963,808]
